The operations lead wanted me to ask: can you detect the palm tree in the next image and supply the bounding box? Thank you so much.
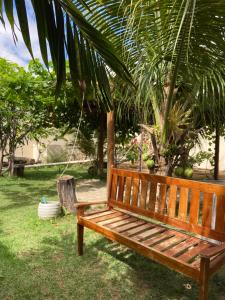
[0,0,131,106]
[84,0,225,175]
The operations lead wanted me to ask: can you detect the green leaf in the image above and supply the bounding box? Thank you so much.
[15,0,33,58]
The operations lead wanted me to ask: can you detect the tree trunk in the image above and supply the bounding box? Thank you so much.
[107,111,115,192]
[214,125,220,180]
[97,113,106,176]
[57,176,77,214]
[8,150,15,177]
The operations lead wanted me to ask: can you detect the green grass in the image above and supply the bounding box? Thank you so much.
[0,165,225,300]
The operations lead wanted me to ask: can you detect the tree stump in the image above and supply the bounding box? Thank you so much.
[57,176,77,213]
[13,164,25,177]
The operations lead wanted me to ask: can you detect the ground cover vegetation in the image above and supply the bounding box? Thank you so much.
[0,165,225,300]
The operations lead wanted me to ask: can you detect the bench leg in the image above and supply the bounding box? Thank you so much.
[77,223,84,256]
[199,257,209,300]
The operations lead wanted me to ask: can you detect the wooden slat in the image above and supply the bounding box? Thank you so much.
[215,195,225,232]
[202,193,213,228]
[164,237,199,257]
[106,217,137,229]
[189,190,200,225]
[124,177,132,205]
[153,235,186,252]
[143,230,175,247]
[109,199,225,242]
[148,182,157,211]
[117,176,125,202]
[159,184,167,214]
[84,208,109,217]
[80,217,200,280]
[134,227,165,241]
[111,168,225,196]
[88,211,124,223]
[168,185,177,218]
[115,220,146,233]
[132,178,139,207]
[178,187,189,221]
[134,226,165,240]
[123,223,155,237]
[140,180,148,209]
[98,214,130,226]
[177,243,210,263]
[110,174,118,200]
[84,210,115,220]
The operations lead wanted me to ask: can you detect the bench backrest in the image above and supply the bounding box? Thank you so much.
[108,168,225,242]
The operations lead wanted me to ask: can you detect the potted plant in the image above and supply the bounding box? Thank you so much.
[38,197,61,219]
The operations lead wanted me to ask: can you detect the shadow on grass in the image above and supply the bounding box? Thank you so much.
[1,227,225,300]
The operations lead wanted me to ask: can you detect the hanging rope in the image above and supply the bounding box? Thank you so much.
[60,92,85,177]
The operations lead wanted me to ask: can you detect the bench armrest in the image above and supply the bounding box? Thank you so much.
[75,201,107,208]
[200,243,225,259]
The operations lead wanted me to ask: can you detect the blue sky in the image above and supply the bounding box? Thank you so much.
[0,4,43,67]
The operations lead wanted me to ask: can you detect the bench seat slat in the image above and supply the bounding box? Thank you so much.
[84,210,118,220]
[79,216,200,280]
[98,214,131,226]
[106,216,138,229]
[163,237,199,257]
[143,230,175,247]
[123,223,155,237]
[153,236,187,252]
[114,220,146,233]
[87,211,124,223]
[177,243,211,263]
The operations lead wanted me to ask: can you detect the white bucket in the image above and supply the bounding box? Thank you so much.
[38,201,61,219]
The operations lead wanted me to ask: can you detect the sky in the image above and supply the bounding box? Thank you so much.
[0,4,43,67]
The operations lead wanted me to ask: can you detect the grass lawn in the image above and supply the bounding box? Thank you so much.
[0,165,225,300]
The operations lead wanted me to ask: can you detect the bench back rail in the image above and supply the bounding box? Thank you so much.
[108,168,225,242]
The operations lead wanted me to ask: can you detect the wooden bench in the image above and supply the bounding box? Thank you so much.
[76,168,225,300]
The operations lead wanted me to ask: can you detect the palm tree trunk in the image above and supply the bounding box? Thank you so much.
[97,113,106,176]
[214,125,220,180]
[107,111,115,190]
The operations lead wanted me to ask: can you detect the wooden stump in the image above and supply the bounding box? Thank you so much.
[57,176,77,213]
[13,164,25,177]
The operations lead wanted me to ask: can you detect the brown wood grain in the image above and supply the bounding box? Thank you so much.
[124,177,132,205]
[178,243,210,263]
[215,195,225,233]
[98,214,131,226]
[163,237,199,257]
[114,220,146,233]
[159,184,167,214]
[148,182,158,211]
[153,235,186,252]
[117,176,125,202]
[202,193,213,228]
[123,223,155,237]
[168,185,177,218]
[178,187,189,221]
[189,190,200,225]
[78,167,225,299]
[106,217,137,229]
[79,217,200,280]
[110,174,118,201]
[140,180,148,209]
[109,199,225,242]
[132,178,140,207]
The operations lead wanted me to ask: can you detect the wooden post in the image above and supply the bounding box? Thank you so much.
[107,111,115,193]
[214,125,220,180]
[57,175,77,213]
[13,164,25,177]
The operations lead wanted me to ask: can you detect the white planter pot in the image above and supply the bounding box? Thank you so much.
[38,201,61,219]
